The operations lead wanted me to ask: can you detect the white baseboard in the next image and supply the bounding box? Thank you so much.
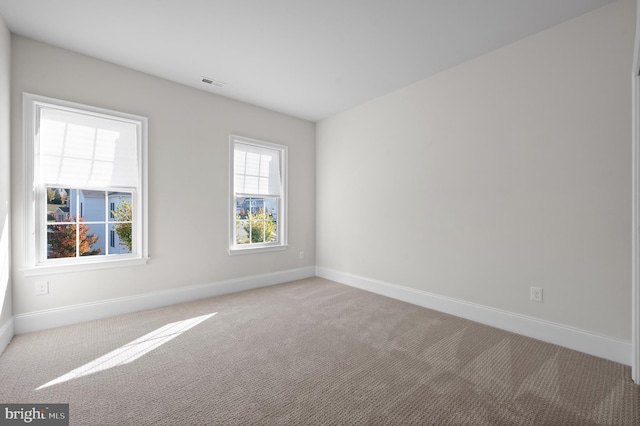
[0,317,14,355]
[316,266,632,366]
[13,266,315,334]
[11,265,632,366]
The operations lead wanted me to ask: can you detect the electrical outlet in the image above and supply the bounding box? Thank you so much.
[35,280,49,296]
[530,286,543,302]
[298,251,305,260]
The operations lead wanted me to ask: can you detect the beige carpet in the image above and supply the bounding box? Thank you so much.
[0,277,638,425]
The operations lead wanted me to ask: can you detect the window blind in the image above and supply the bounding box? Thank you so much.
[234,142,281,197]
[38,106,139,189]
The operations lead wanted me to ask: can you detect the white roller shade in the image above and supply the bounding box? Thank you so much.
[38,107,139,189]
[234,142,281,197]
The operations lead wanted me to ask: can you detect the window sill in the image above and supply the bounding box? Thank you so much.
[228,244,287,256]
[22,257,150,277]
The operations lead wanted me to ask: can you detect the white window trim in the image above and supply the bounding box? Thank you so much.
[22,93,149,275]
[228,135,288,255]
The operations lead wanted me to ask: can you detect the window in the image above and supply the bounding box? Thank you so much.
[229,135,287,254]
[24,93,148,274]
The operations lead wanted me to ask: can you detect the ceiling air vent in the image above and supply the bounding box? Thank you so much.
[201,76,226,88]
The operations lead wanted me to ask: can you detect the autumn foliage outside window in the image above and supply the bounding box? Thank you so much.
[47,217,101,258]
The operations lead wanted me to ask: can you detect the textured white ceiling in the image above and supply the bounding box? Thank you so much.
[0,0,617,122]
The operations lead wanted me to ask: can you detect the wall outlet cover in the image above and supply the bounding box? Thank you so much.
[530,286,543,302]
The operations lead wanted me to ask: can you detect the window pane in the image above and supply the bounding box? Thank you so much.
[235,219,250,244]
[108,192,133,254]
[47,223,76,259]
[108,192,133,222]
[264,198,278,221]
[80,190,106,222]
[82,223,105,257]
[109,223,132,253]
[46,187,72,223]
[271,221,278,243]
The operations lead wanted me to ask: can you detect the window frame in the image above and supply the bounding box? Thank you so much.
[23,93,149,276]
[228,135,288,255]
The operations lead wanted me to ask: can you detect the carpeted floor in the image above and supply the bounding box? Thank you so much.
[0,277,638,425]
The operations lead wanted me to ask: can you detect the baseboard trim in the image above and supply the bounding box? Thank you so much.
[316,266,631,366]
[0,317,14,355]
[13,266,315,334]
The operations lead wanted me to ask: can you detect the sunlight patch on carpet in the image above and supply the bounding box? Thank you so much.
[36,312,217,390]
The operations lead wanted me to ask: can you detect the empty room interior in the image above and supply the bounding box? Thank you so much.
[1,0,640,424]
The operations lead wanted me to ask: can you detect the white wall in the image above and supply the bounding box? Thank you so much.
[317,0,635,340]
[0,13,11,337]
[10,36,315,317]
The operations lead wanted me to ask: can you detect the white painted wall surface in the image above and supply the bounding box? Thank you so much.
[10,36,315,316]
[0,13,11,334]
[317,0,635,340]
